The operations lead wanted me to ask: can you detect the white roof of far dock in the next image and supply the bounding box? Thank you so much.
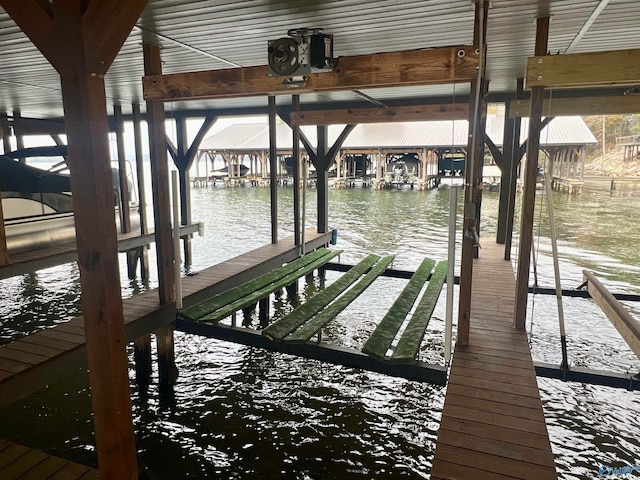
[199,115,596,152]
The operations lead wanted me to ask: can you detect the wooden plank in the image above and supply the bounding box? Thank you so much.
[0,448,48,478]
[143,46,479,101]
[362,258,435,359]
[439,415,554,451]
[0,357,30,374]
[452,365,537,387]
[285,256,394,342]
[433,444,557,480]
[0,346,49,365]
[291,104,469,126]
[17,455,68,479]
[182,248,332,320]
[584,270,640,359]
[442,404,549,434]
[437,429,556,467]
[510,96,640,117]
[391,260,447,361]
[527,48,640,89]
[263,255,381,340]
[49,463,94,480]
[199,250,342,323]
[3,341,65,358]
[432,459,518,480]
[0,443,30,468]
[444,393,544,421]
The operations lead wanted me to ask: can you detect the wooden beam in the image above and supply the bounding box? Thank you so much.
[144,43,175,305]
[83,0,148,74]
[457,0,489,347]
[0,184,8,266]
[143,46,479,101]
[515,17,550,330]
[526,48,640,89]
[0,113,11,154]
[113,104,132,234]
[0,1,146,477]
[268,96,278,244]
[584,270,640,359]
[510,95,640,116]
[291,104,469,126]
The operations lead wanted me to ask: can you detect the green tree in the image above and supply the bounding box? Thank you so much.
[583,114,640,159]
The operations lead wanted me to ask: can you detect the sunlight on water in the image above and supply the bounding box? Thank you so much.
[0,181,638,479]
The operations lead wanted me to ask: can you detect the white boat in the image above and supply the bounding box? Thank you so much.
[1,152,138,255]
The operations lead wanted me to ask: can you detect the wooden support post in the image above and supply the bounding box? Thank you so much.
[504,79,525,261]
[292,95,301,246]
[1,112,12,154]
[0,112,10,262]
[0,184,8,266]
[132,102,150,282]
[269,96,278,243]
[259,296,270,328]
[13,110,25,163]
[134,335,152,389]
[316,125,329,233]
[175,116,193,267]
[496,98,515,244]
[0,2,148,477]
[515,16,550,330]
[144,43,178,386]
[457,0,488,346]
[473,79,489,256]
[114,104,138,279]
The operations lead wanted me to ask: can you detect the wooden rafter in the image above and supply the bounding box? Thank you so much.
[526,48,640,89]
[510,95,640,116]
[143,46,479,102]
[291,104,469,126]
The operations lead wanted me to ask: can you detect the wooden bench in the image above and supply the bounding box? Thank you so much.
[362,259,447,362]
[180,248,340,322]
[262,254,383,341]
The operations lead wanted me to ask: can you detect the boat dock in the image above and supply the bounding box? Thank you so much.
[0,439,97,479]
[0,230,332,408]
[0,224,202,281]
[431,242,557,479]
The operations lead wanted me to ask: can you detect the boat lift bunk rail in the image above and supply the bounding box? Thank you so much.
[177,251,450,384]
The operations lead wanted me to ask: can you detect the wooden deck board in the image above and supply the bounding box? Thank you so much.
[0,231,332,408]
[431,242,557,480]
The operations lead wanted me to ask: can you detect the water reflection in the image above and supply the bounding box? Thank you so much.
[0,181,638,479]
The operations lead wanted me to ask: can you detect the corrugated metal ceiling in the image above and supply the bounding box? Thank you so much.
[0,0,638,119]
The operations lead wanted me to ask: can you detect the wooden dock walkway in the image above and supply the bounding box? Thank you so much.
[431,242,557,480]
[0,439,97,479]
[0,230,332,408]
[0,223,202,281]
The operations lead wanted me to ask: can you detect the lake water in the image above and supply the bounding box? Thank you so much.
[0,179,639,479]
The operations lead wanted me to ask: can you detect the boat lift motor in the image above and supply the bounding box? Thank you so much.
[268,28,334,77]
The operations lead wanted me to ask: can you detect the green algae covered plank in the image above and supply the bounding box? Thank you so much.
[181,248,335,320]
[198,249,342,323]
[361,257,435,359]
[263,254,381,340]
[391,260,448,362]
[285,255,395,343]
